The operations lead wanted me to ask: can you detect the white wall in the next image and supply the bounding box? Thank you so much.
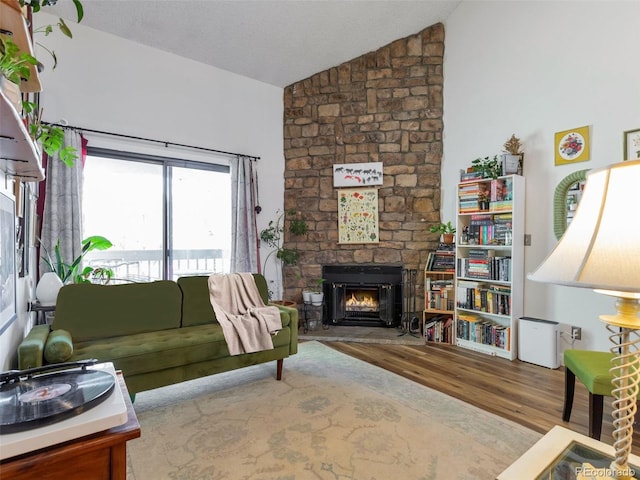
[443,1,640,355]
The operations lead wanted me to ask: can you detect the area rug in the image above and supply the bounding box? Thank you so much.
[127,341,541,479]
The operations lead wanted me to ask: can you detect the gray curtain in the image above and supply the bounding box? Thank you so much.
[230,155,259,273]
[39,128,84,279]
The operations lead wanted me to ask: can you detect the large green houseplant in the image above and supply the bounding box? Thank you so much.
[40,235,114,284]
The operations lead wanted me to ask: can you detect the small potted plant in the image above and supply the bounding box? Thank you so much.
[429,221,456,244]
[471,155,502,179]
[309,278,326,306]
[502,134,524,175]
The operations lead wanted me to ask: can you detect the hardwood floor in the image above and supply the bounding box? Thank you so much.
[318,340,640,455]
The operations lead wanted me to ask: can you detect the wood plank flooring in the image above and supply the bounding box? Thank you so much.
[317,340,640,455]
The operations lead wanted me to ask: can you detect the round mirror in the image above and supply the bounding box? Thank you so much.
[553,169,589,239]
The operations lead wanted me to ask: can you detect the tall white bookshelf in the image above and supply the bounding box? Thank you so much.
[455,175,525,360]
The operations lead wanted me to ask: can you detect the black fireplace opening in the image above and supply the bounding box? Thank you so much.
[322,264,402,327]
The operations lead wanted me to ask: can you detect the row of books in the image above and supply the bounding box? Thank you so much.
[425,284,455,311]
[458,178,514,213]
[460,213,513,246]
[456,280,512,315]
[456,313,511,350]
[424,315,454,343]
[457,255,511,281]
[426,251,455,272]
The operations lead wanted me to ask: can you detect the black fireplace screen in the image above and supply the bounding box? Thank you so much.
[323,265,402,327]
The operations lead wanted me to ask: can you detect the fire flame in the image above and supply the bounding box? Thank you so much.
[346,292,378,309]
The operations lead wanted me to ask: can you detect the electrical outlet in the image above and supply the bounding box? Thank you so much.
[571,326,582,340]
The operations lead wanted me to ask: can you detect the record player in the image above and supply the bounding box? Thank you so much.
[0,360,128,460]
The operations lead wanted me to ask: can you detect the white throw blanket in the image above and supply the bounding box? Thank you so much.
[208,273,283,355]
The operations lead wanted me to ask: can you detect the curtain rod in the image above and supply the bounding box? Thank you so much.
[44,122,260,161]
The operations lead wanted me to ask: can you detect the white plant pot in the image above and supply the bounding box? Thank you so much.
[302,290,313,304]
[311,292,324,306]
[36,272,63,306]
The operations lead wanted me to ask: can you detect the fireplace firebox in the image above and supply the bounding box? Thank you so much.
[322,265,402,327]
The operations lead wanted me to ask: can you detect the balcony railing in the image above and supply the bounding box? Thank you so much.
[84,248,226,283]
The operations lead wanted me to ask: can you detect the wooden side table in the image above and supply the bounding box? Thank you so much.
[28,301,56,325]
[0,373,141,480]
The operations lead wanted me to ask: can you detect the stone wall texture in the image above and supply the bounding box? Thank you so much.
[281,22,445,304]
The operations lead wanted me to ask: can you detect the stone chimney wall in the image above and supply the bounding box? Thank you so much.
[282,23,445,303]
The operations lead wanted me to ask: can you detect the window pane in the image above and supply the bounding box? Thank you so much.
[83,156,164,282]
[170,167,231,279]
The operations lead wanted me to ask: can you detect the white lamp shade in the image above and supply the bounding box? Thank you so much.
[36,272,64,306]
[528,159,640,294]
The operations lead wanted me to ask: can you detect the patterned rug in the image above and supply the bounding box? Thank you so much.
[127,341,541,479]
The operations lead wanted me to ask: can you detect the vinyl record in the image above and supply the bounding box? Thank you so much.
[0,368,115,433]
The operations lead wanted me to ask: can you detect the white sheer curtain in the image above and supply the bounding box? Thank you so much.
[230,155,259,273]
[39,128,84,278]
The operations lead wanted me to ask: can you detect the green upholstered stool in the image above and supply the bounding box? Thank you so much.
[563,349,615,440]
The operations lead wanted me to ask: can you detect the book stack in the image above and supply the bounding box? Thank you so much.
[462,213,513,246]
[489,178,513,212]
[457,251,512,281]
[424,315,454,343]
[425,277,454,310]
[460,170,483,182]
[492,213,513,245]
[426,248,455,272]
[458,182,480,213]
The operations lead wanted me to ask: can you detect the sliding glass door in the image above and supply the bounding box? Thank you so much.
[82,149,230,282]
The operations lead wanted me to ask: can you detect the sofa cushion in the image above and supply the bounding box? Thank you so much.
[178,274,272,327]
[69,323,291,377]
[177,276,217,326]
[54,281,182,342]
[44,329,74,364]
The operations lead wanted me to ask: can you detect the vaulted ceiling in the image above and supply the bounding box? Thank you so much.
[47,0,462,87]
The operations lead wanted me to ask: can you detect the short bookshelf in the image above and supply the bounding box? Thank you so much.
[423,257,454,344]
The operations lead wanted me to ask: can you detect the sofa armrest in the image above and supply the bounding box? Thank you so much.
[272,304,298,355]
[18,324,51,369]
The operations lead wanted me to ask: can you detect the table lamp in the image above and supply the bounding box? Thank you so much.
[529,159,640,479]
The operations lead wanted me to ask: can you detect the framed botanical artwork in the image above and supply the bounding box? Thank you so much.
[623,128,640,161]
[337,188,379,244]
[554,125,590,166]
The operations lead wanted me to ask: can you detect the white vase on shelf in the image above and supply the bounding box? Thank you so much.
[36,272,63,306]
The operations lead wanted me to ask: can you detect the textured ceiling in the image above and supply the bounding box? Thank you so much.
[47,0,461,87]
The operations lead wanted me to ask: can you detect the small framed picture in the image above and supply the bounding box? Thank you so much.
[554,125,590,166]
[623,128,640,161]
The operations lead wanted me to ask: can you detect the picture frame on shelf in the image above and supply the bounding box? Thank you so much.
[623,128,640,161]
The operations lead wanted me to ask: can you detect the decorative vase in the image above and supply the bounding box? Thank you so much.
[36,272,63,306]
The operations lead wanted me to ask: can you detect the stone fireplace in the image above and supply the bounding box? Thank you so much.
[281,23,445,308]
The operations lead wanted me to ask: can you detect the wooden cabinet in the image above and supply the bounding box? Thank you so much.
[0,373,140,480]
[455,175,525,360]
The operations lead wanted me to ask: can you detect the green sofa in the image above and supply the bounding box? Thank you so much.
[18,274,298,396]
